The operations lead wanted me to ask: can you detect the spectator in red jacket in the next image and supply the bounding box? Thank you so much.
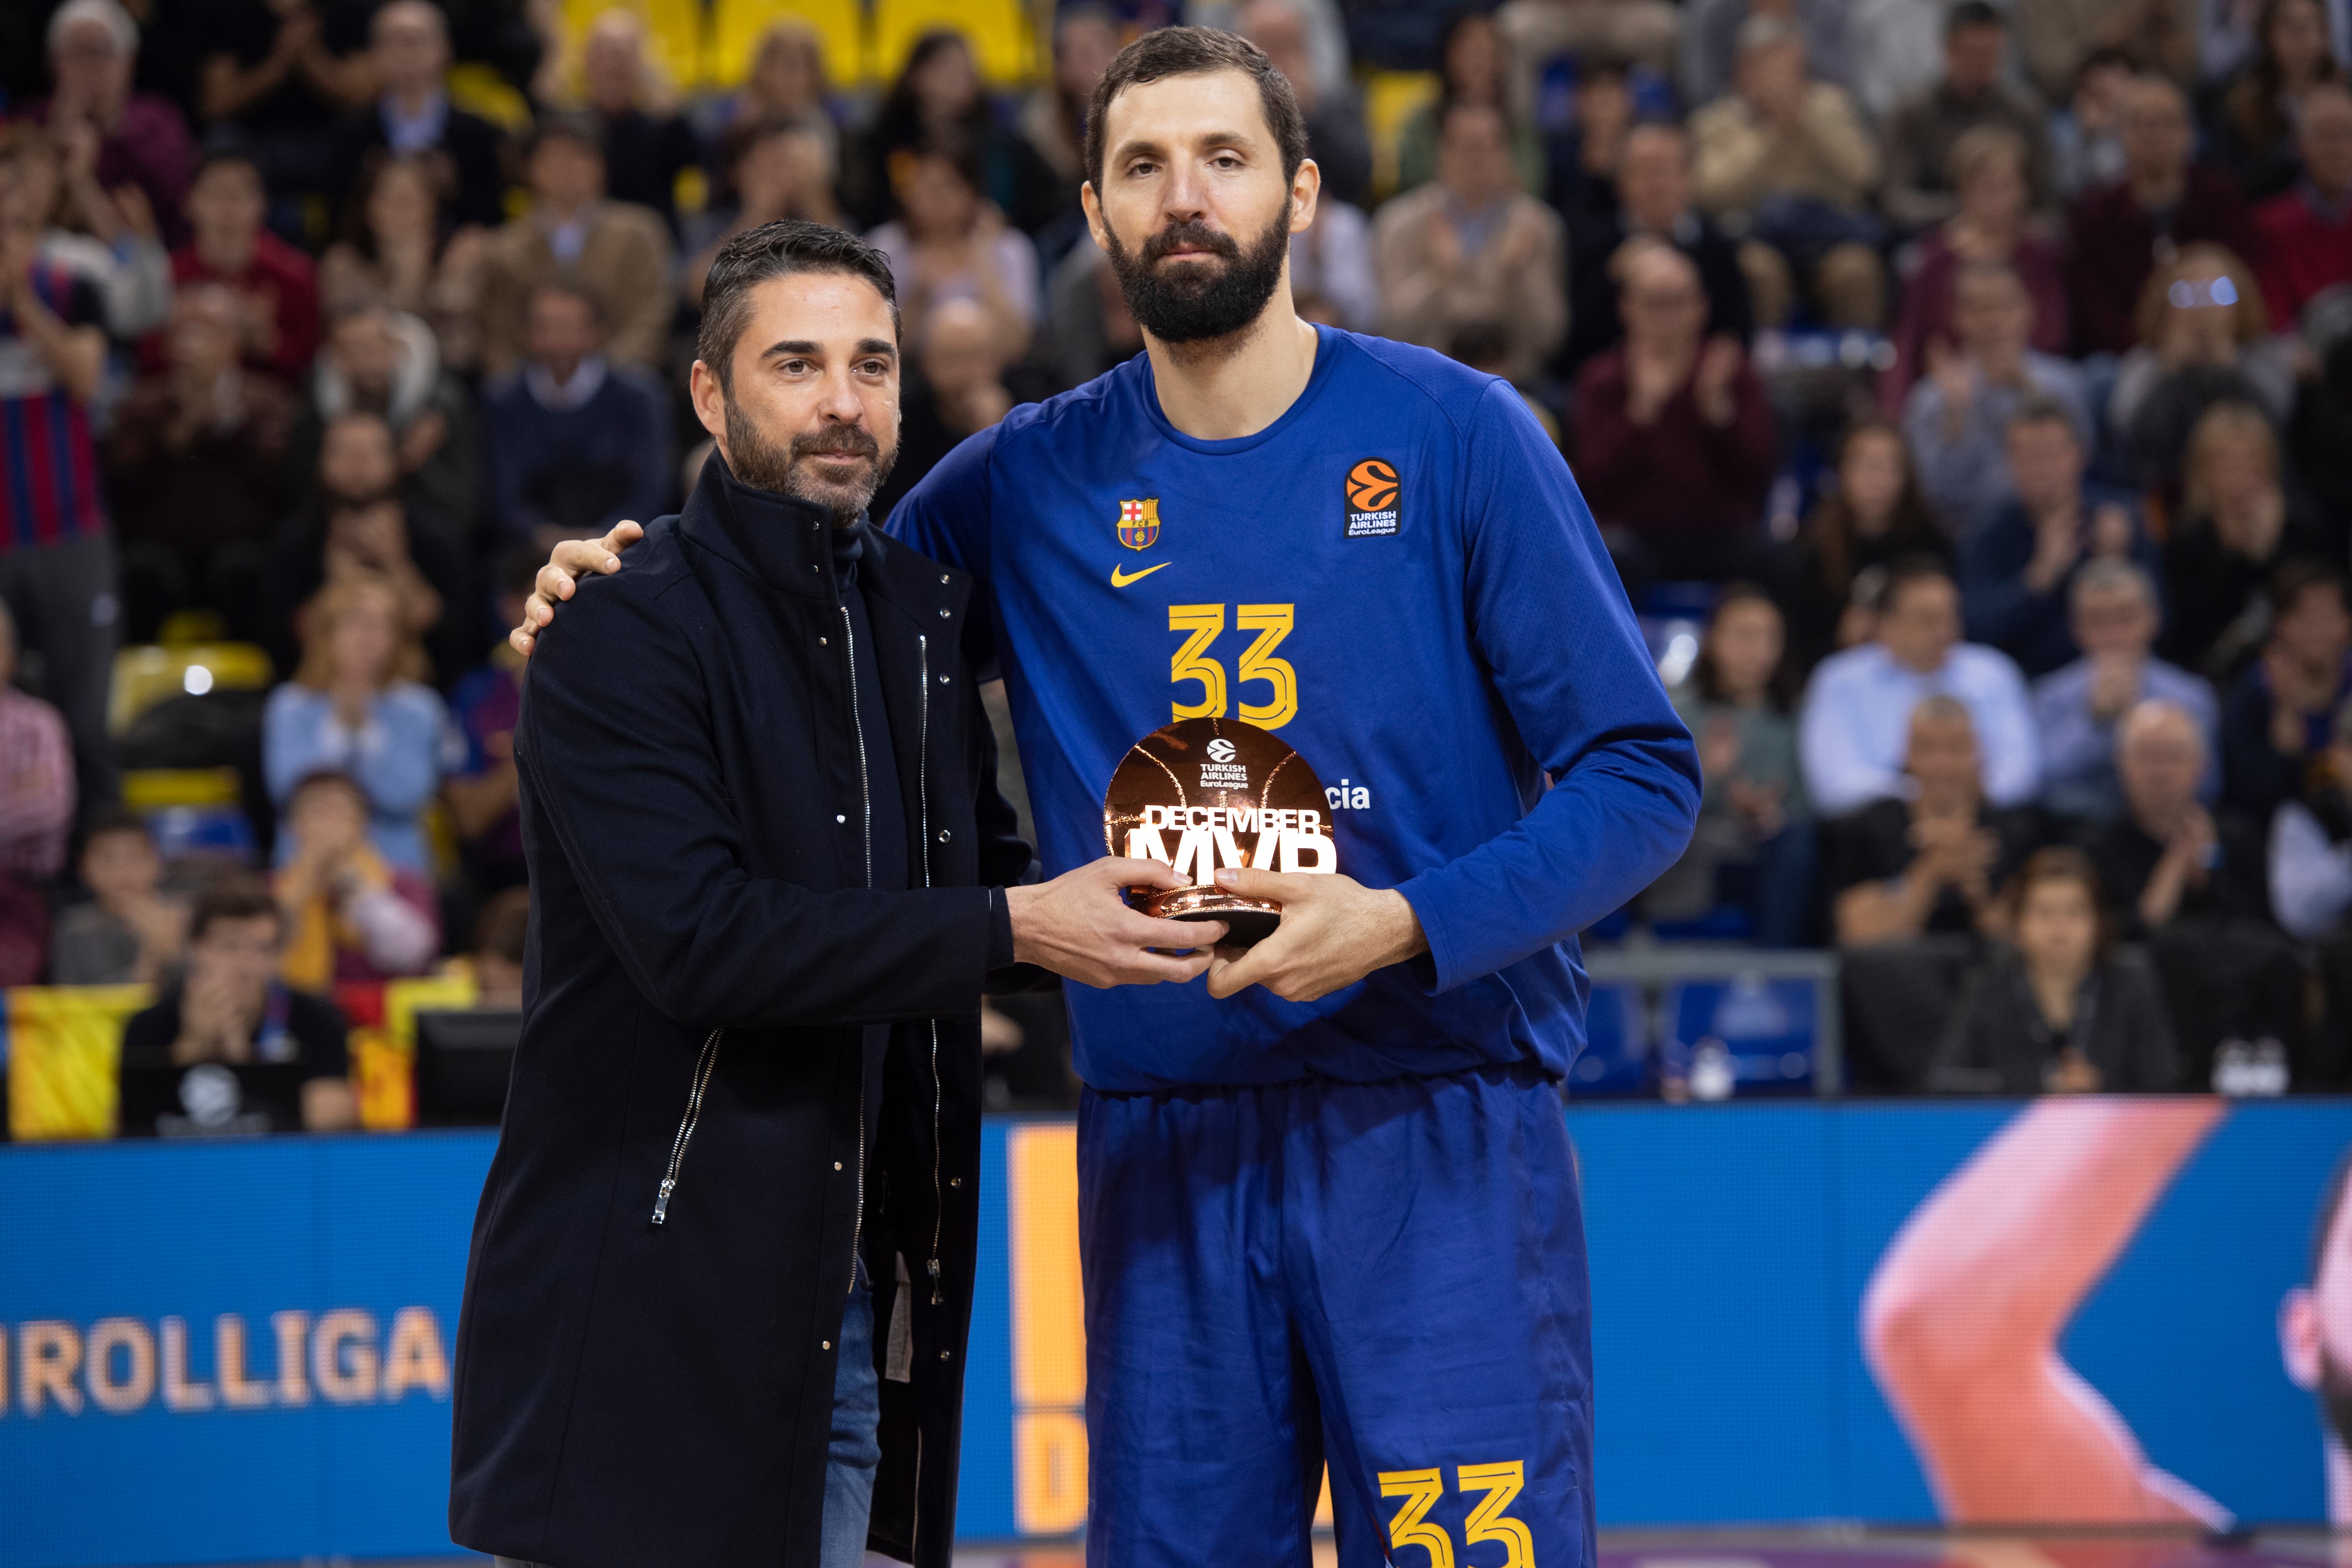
[167,146,321,383]
[2254,81,2352,331]
[1573,241,1778,595]
[2067,75,2255,355]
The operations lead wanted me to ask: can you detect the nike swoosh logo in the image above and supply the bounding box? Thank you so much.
[1111,562,1173,587]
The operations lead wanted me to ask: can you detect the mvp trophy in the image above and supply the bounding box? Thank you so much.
[1102,716,1338,948]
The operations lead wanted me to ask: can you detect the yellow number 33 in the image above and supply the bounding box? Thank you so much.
[1379,1461,1537,1568]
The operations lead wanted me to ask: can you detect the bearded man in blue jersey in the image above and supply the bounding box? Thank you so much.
[518,26,1699,1566]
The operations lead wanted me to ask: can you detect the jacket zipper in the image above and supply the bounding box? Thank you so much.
[919,634,944,1305]
[842,604,873,1295]
[651,1028,724,1225]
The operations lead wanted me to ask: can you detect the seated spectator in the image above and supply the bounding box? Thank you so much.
[263,572,463,877]
[268,409,472,686]
[847,31,1061,235]
[869,132,1041,360]
[2081,699,2269,935]
[169,146,321,383]
[1683,0,1851,112]
[1238,0,1373,208]
[1375,101,1565,383]
[1560,120,1753,377]
[290,299,477,534]
[0,120,171,340]
[477,114,673,378]
[481,282,673,549]
[2256,83,2352,330]
[2209,0,2340,204]
[471,885,528,1009]
[52,806,186,986]
[117,876,357,1138]
[1544,53,1633,240]
[1781,420,1950,675]
[682,119,842,308]
[1929,847,2177,1093]
[1037,243,1144,392]
[20,0,195,246]
[2031,561,2218,815]
[1801,558,2041,812]
[323,1,506,234]
[2110,243,2295,493]
[2050,48,2133,201]
[874,299,1014,524]
[1962,401,2160,677]
[2272,695,2352,937]
[1883,127,2071,412]
[1828,694,2044,945]
[2223,557,2352,818]
[1398,10,1547,197]
[2068,75,2255,356]
[1571,243,1776,589]
[1881,2,2054,235]
[320,155,489,373]
[1904,266,2091,534]
[445,549,535,900]
[0,600,73,887]
[2018,0,2197,107]
[695,19,844,172]
[575,9,701,237]
[272,767,439,988]
[2163,400,2335,677]
[103,281,295,643]
[192,0,372,223]
[1018,4,1123,228]
[1646,585,1815,944]
[1690,16,1884,328]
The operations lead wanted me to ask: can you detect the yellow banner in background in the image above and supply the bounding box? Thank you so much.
[5,986,151,1141]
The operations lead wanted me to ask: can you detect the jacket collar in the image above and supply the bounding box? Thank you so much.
[680,450,844,600]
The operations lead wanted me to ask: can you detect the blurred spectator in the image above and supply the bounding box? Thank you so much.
[1847,0,1950,125]
[2290,315,2352,522]
[482,282,672,548]
[2253,81,2352,326]
[2081,699,2269,934]
[697,20,842,171]
[19,0,196,247]
[874,299,1013,524]
[324,1,506,234]
[1399,11,1547,196]
[870,133,1041,359]
[1037,243,1144,390]
[2210,0,2340,202]
[2222,557,2352,817]
[1801,559,2042,812]
[477,114,673,378]
[1691,16,1884,328]
[1930,847,2178,1093]
[2031,560,2218,815]
[267,409,472,687]
[104,281,295,643]
[2019,0,2200,104]
[1683,0,1850,111]
[1647,586,1815,944]
[1018,5,1122,216]
[0,167,118,812]
[1545,54,1632,239]
[319,155,490,372]
[2271,694,2352,936]
[1571,243,1775,588]
[1495,0,1682,117]
[1287,195,1378,333]
[575,9,701,237]
[272,767,439,987]
[170,146,322,383]
[445,548,533,899]
[0,600,74,885]
[2163,400,2334,676]
[1903,265,2091,534]
[2110,242,2294,492]
[1882,127,2070,411]
[191,0,373,218]
[290,298,477,533]
[1238,0,1373,208]
[682,119,842,308]
[263,572,462,877]
[1961,402,2158,677]
[1560,120,1753,376]
[1828,695,2042,945]
[0,122,172,339]
[1881,2,2054,235]
[52,806,185,986]
[2066,75,2254,356]
[2050,48,2135,199]
[1375,101,1565,382]
[117,876,356,1137]
[849,31,1061,235]
[471,884,528,1008]
[1782,420,1951,675]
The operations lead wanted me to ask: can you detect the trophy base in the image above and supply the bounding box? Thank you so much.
[1139,888,1283,949]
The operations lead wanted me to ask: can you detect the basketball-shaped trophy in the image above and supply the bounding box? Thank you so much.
[1102,716,1338,948]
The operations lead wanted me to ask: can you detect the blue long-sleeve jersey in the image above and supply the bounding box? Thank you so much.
[890,326,1698,1091]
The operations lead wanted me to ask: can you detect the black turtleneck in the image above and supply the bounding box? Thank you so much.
[832,519,911,899]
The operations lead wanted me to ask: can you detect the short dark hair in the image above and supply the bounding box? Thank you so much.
[287,768,368,815]
[527,279,605,329]
[192,143,262,188]
[1946,0,2004,36]
[1433,94,1508,142]
[1878,553,1957,614]
[526,110,604,160]
[695,219,899,391]
[2001,844,2114,952]
[189,875,284,944]
[1084,26,1308,194]
[2004,394,2078,438]
[80,804,151,852]
[2274,555,2350,618]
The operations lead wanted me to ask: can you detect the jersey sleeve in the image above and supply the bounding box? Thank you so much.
[884,422,1003,676]
[1393,381,1701,994]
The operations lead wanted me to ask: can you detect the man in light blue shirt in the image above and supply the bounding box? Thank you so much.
[2032,558,2217,818]
[1802,557,2041,813]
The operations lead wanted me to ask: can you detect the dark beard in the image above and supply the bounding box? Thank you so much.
[1101,207,1292,345]
[723,395,897,523]
[2319,1344,2352,1452]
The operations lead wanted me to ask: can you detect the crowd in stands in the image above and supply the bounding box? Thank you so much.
[12,0,2352,1125]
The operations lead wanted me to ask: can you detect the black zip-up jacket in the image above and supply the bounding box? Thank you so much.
[449,455,1033,1567]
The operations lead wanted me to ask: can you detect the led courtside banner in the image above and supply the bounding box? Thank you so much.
[0,1100,2346,1565]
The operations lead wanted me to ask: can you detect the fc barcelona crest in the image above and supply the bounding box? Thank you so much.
[1117,498,1161,551]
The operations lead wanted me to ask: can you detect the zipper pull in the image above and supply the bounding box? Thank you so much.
[927,1256,943,1305]
[652,1178,675,1226]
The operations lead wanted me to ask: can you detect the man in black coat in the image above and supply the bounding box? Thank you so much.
[448,222,1219,1568]
[325,0,509,231]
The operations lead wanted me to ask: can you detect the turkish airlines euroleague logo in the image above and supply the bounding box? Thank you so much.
[1344,458,1401,538]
